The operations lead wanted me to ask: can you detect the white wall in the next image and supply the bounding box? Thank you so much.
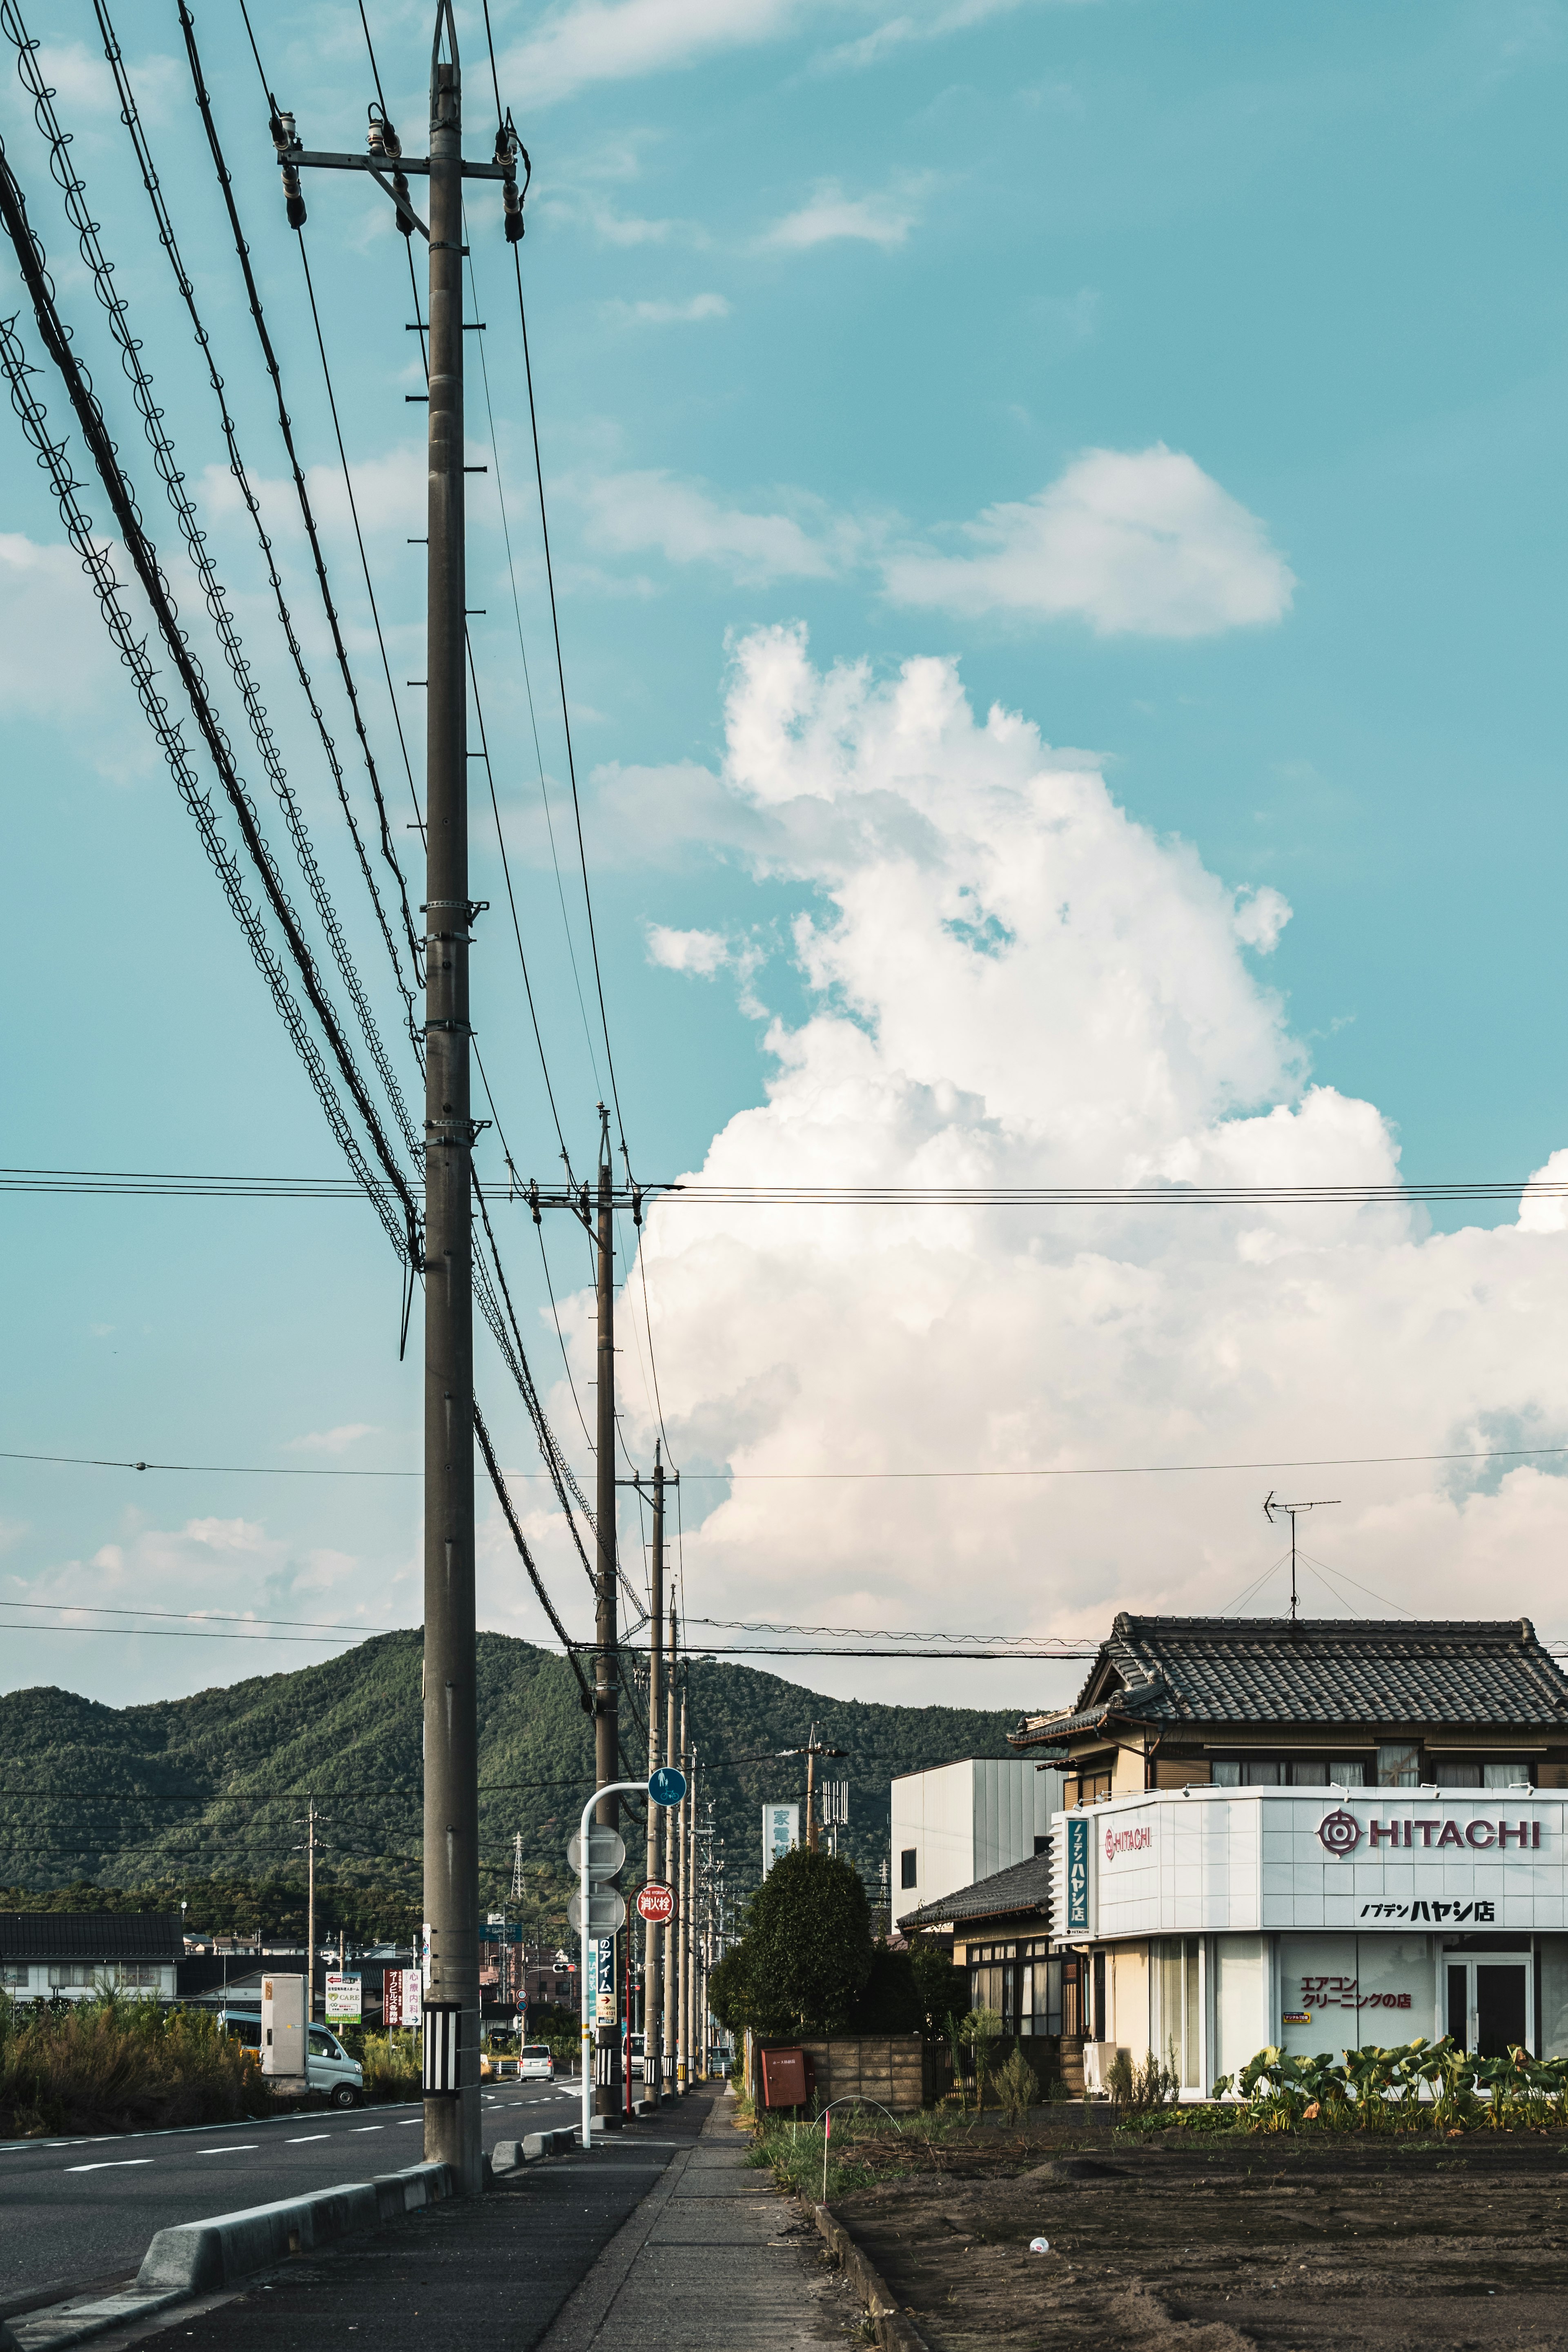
[893,1759,1067,1915]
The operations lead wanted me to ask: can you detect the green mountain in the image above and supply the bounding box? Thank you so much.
[0,1631,1021,1937]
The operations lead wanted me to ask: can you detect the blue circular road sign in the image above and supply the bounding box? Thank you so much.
[648,1766,687,1807]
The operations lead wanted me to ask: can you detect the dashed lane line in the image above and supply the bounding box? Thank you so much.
[64,2160,155,2173]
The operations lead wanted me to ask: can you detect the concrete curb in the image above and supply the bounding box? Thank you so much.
[8,2161,456,2351]
[812,2203,931,2352]
[492,2127,577,2170]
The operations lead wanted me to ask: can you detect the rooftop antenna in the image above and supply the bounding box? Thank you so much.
[1263,1493,1340,1624]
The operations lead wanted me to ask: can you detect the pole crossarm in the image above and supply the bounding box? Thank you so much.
[292,149,515,177]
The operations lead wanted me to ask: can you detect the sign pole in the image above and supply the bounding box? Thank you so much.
[581,1769,687,2149]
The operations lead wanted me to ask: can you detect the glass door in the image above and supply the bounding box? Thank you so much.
[1444,1956,1531,2058]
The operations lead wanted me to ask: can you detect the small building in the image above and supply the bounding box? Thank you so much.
[0,1912,182,2001]
[1011,1614,1568,2093]
[898,1852,1060,2031]
[890,1758,1067,1917]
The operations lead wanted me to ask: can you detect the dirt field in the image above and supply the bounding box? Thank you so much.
[831,2128,1568,2352]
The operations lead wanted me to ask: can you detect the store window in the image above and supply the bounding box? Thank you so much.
[1377,1742,1420,1787]
[900,1849,918,1889]
[1156,1938,1201,2089]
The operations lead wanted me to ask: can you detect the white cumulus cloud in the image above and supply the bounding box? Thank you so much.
[762,174,930,249]
[576,470,847,583]
[601,292,731,325]
[563,627,1568,1709]
[883,444,1296,637]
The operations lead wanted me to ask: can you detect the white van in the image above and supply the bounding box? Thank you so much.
[222,2009,365,2107]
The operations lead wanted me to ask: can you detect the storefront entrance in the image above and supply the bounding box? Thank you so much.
[1445,1954,1531,2057]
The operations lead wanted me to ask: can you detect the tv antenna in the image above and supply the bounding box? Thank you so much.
[1262,1492,1340,1623]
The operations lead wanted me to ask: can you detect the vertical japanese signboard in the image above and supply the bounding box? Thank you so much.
[1066,1816,1090,1933]
[762,1803,800,1878]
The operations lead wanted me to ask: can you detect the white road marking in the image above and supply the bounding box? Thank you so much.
[396,2118,423,2125]
[66,2159,154,2173]
[197,2145,258,2155]
[286,2135,330,2144]
[351,2125,384,2132]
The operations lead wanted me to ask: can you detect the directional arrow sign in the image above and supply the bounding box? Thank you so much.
[635,1882,675,1924]
[648,1766,687,1808]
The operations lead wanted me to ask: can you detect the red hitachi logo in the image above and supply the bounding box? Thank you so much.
[1104,1824,1153,1862]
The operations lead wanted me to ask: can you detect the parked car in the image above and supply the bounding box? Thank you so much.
[628,2031,645,2081]
[220,2009,364,2107]
[518,2044,556,2081]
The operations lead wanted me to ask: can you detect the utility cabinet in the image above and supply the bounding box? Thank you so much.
[261,1971,307,2082]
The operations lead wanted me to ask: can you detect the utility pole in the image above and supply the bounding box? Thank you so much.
[591,1105,622,2120]
[676,1689,689,2089]
[272,4,523,2201]
[302,1798,317,2021]
[637,1448,675,2102]
[663,1605,679,2093]
[781,1726,846,1853]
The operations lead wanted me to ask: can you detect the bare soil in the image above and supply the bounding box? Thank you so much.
[831,2127,1568,2351]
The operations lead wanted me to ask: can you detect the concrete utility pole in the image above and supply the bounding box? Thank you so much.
[663,1605,678,2090]
[640,1450,673,2100]
[303,1798,317,2021]
[592,1105,623,2119]
[277,5,523,2203]
[686,1746,699,2080]
[676,1689,689,2089]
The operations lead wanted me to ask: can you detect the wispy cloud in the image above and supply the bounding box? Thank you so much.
[577,470,853,583]
[288,1424,379,1455]
[762,173,933,249]
[503,0,801,106]
[601,292,731,325]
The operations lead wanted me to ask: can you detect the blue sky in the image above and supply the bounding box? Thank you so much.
[3,0,1568,1739]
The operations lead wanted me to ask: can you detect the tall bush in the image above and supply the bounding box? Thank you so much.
[708,1849,875,2036]
[0,1993,267,2138]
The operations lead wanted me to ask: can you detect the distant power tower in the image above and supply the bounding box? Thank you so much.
[510,1832,525,1905]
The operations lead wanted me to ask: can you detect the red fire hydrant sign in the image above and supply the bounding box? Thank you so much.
[636,1882,676,1923]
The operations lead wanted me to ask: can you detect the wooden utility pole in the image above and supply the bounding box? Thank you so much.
[782,1726,845,1854]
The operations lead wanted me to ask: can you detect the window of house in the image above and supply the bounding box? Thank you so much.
[1376,1742,1420,1787]
[1156,1938,1202,2089]
[1483,1762,1534,1788]
[1290,1760,1327,1786]
[1071,1770,1112,1806]
[1332,1761,1367,1786]
[48,1964,92,1988]
[1433,1760,1482,1788]
[1242,1761,1281,1786]
[1033,1833,1049,1854]
[0,1964,28,1990]
[900,1849,918,1889]
[1212,1761,1241,1786]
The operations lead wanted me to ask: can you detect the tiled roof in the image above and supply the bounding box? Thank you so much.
[0,1912,184,1960]
[1009,1615,1568,1746]
[897,1852,1051,1933]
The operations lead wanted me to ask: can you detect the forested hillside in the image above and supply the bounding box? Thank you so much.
[0,1632,1022,1938]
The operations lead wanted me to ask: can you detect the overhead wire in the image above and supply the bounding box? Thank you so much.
[93,0,421,1149]
[177,0,424,995]
[472,1400,594,1705]
[0,155,414,1264]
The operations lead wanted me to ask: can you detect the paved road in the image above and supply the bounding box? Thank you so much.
[0,2083,582,2316]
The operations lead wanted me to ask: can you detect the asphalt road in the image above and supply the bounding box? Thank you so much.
[0,2083,583,2316]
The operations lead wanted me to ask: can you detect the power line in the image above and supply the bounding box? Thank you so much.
[509,239,628,1156]
[473,1400,594,1706]
[0,160,414,1265]
[89,0,420,1154]
[8,1437,1568,1483]
[177,0,424,990]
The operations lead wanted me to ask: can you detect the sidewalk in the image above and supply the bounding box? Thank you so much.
[536,2090,856,2352]
[101,2088,855,2352]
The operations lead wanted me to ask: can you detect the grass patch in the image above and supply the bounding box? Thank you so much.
[0,1992,268,2138]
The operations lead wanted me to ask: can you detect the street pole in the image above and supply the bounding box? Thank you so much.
[676,1687,688,2090]
[592,1106,621,2120]
[305,1798,316,2021]
[422,5,480,2195]
[686,1745,699,2080]
[643,1450,666,2100]
[805,1742,817,1854]
[663,1605,678,2093]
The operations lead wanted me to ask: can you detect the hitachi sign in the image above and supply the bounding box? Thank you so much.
[1316,1807,1544,1856]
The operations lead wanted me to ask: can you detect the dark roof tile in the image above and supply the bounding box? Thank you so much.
[897,1852,1051,1932]
[0,1912,184,1960]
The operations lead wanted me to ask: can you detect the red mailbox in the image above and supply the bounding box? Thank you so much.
[760,2045,808,2109]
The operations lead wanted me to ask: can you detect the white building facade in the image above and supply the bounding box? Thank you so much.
[891,1757,1067,1917]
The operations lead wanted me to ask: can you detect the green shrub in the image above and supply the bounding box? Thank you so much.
[0,1993,267,2138]
[359,2027,421,2102]
[994,2045,1039,2124]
